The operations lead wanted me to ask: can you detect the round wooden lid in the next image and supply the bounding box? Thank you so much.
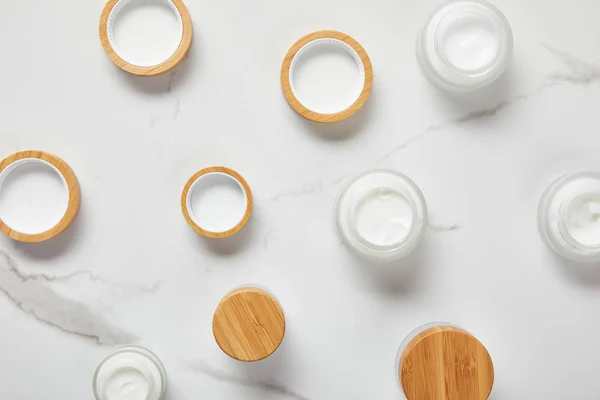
[399,326,494,400]
[212,287,285,362]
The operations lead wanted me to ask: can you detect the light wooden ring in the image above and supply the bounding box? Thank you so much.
[0,151,80,243]
[181,166,252,239]
[99,0,193,76]
[281,30,373,123]
[213,286,286,362]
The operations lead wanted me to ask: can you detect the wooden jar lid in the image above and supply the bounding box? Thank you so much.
[280,30,373,123]
[181,166,253,239]
[213,287,286,362]
[99,0,193,76]
[399,326,494,400]
[0,150,80,243]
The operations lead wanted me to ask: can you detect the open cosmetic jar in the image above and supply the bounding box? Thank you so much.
[396,322,494,400]
[334,170,427,262]
[93,345,167,400]
[417,0,513,92]
[538,171,600,263]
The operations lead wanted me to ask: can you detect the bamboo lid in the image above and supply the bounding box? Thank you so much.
[99,0,193,76]
[281,30,373,123]
[399,326,494,400]
[212,287,285,362]
[0,150,80,243]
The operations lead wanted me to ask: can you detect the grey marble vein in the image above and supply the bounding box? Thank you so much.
[0,251,138,345]
[269,181,323,202]
[187,361,310,400]
[428,223,461,233]
[375,83,562,164]
[543,44,600,85]
[167,71,182,120]
[376,41,600,164]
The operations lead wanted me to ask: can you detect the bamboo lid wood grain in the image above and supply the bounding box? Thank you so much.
[99,0,193,76]
[281,30,373,123]
[213,287,286,362]
[399,326,494,400]
[0,150,80,243]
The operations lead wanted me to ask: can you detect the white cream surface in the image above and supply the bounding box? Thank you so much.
[95,350,164,400]
[436,12,500,72]
[354,188,413,246]
[564,194,600,247]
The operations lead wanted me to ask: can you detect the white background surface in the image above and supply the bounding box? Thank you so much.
[0,0,600,399]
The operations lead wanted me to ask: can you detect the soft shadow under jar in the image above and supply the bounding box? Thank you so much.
[417,0,513,92]
[334,170,427,262]
[538,171,600,263]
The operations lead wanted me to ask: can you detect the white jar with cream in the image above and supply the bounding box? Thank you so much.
[538,172,600,263]
[417,0,513,92]
[93,345,166,400]
[334,170,428,262]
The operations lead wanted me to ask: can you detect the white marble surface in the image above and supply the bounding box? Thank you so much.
[1,0,600,398]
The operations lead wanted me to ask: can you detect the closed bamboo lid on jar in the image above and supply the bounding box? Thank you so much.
[212,287,285,362]
[399,326,494,400]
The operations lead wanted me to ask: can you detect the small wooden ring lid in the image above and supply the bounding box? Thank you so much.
[280,30,373,123]
[181,166,252,239]
[0,150,80,243]
[99,0,193,76]
[213,287,286,362]
[399,326,494,400]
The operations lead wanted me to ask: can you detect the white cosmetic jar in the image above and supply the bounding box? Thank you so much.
[334,170,428,262]
[93,345,167,400]
[538,171,600,263]
[417,0,513,92]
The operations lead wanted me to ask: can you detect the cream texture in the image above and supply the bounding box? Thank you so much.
[417,0,512,92]
[334,170,427,262]
[94,347,165,400]
[538,172,600,263]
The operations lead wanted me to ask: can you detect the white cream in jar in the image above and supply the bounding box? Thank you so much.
[416,0,513,92]
[334,170,427,262]
[93,346,166,400]
[538,171,600,263]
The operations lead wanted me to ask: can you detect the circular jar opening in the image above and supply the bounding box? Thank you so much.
[334,170,427,262]
[417,0,513,92]
[538,171,600,263]
[0,159,69,235]
[186,172,248,234]
[107,0,183,67]
[289,38,365,114]
[434,8,501,74]
[93,345,166,400]
[562,192,600,249]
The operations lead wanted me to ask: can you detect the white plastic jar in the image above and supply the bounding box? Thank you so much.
[417,0,513,92]
[334,170,427,262]
[538,171,600,263]
[93,345,167,400]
